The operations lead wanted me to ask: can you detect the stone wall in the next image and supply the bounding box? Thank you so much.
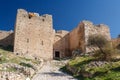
[0,30,14,47]
[69,20,111,54]
[83,21,111,53]
[53,30,70,58]
[69,22,85,54]
[14,9,54,59]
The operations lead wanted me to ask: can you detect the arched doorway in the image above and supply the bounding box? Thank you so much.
[53,35,62,59]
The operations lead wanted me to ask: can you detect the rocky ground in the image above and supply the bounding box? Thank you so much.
[0,48,77,80]
[0,48,42,80]
[32,60,77,80]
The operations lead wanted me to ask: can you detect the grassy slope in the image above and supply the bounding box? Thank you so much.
[65,56,120,80]
[0,48,40,71]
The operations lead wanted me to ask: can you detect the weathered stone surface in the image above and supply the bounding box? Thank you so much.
[84,21,111,53]
[53,30,70,58]
[69,20,111,54]
[69,22,85,54]
[14,9,54,60]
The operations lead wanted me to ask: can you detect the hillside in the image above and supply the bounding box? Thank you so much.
[0,48,41,80]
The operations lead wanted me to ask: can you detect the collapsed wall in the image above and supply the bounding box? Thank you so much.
[84,21,111,53]
[14,9,54,59]
[69,20,111,54]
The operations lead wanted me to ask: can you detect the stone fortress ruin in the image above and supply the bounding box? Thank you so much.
[0,9,111,59]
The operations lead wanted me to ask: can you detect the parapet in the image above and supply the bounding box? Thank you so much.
[95,24,109,29]
[81,20,109,29]
[42,14,52,18]
[17,9,28,15]
[28,12,39,18]
[17,9,52,20]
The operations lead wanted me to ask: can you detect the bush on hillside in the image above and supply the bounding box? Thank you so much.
[117,44,120,50]
[87,34,118,61]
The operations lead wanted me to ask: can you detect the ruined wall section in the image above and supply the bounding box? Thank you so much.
[83,21,111,53]
[14,9,54,59]
[69,22,85,54]
[0,30,14,47]
[53,30,69,58]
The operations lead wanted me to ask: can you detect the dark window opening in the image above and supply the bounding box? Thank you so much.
[28,14,33,19]
[27,39,29,43]
[28,13,34,19]
[55,51,60,58]
[41,41,44,45]
[35,57,37,60]
[42,19,45,22]
[23,15,26,17]
[0,45,3,48]
[29,16,32,19]
[16,53,19,55]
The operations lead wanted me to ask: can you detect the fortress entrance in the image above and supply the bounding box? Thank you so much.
[54,51,60,58]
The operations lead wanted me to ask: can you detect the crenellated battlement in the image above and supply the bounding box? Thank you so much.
[17,9,52,23]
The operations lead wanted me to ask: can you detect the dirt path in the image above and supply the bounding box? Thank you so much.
[32,60,77,80]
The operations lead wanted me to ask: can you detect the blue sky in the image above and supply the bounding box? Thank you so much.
[0,0,119,38]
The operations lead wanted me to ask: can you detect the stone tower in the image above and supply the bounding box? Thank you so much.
[14,9,54,59]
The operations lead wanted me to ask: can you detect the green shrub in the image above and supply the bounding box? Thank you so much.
[93,45,120,61]
[88,34,108,48]
[0,56,7,64]
[19,62,33,69]
[7,67,17,72]
[87,34,119,61]
[117,44,120,50]
[66,56,120,80]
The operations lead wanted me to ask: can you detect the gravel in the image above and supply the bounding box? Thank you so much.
[32,60,77,80]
